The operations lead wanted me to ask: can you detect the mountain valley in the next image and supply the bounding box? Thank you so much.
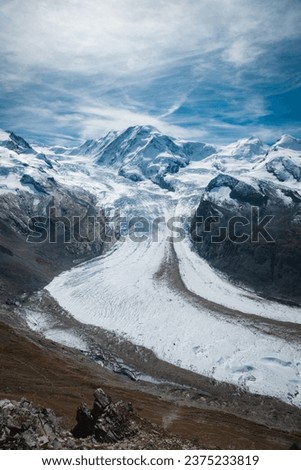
[1,126,301,449]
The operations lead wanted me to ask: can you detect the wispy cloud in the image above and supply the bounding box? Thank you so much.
[0,0,300,144]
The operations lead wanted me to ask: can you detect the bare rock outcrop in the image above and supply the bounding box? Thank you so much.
[72,388,137,443]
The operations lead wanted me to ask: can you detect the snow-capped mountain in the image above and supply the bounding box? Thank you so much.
[211,136,268,162]
[272,134,301,152]
[1,125,301,408]
[0,126,218,192]
[65,125,217,186]
[1,125,300,196]
[1,123,301,302]
[0,129,34,154]
[94,125,191,184]
[190,132,301,303]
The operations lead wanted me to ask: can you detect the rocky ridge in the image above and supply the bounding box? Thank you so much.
[0,389,199,450]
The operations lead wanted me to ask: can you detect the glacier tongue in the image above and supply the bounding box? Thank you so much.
[47,178,301,408]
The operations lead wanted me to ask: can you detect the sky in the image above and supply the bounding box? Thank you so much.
[0,0,301,145]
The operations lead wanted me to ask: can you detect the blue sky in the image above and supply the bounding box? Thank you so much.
[0,0,301,145]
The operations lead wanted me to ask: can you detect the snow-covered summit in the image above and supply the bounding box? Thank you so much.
[218,136,267,159]
[0,130,34,154]
[249,134,301,186]
[95,125,189,183]
[67,125,216,186]
[67,130,119,157]
[271,134,301,152]
[0,129,56,194]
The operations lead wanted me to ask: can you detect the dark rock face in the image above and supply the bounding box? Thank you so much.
[191,177,301,303]
[72,388,136,443]
[206,174,268,206]
[1,132,33,154]
[0,189,107,298]
[266,157,301,183]
[20,174,49,194]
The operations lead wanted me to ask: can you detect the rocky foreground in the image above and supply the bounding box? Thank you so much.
[0,388,199,450]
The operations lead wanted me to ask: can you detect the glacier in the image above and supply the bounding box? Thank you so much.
[1,125,301,407]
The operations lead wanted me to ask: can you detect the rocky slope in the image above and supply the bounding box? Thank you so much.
[0,190,108,298]
[191,174,301,303]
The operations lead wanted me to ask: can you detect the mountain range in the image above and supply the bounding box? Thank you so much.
[1,125,301,300]
[1,125,301,419]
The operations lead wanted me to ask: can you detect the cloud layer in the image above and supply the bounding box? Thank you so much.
[0,0,300,144]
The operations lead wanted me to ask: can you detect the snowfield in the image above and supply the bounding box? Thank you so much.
[21,308,88,351]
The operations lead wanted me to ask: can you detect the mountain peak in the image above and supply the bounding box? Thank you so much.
[273,134,301,151]
[219,135,267,159]
[0,129,11,141]
[0,129,33,154]
[115,125,159,143]
[125,125,160,134]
